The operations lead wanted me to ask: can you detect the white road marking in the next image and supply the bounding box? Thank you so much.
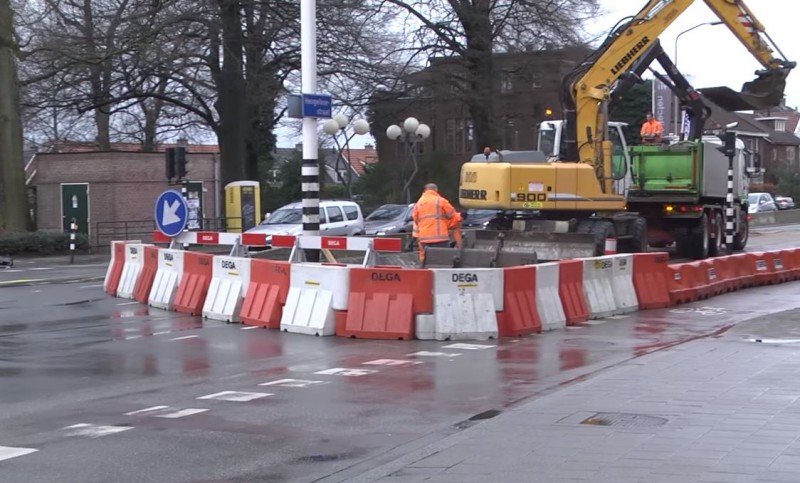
[362,359,423,367]
[241,326,259,330]
[124,406,169,416]
[0,446,38,462]
[116,301,139,306]
[155,408,208,418]
[124,336,142,341]
[197,391,272,402]
[62,423,132,438]
[314,368,379,377]
[440,343,495,350]
[583,320,607,325]
[152,331,171,336]
[170,335,198,341]
[29,267,54,271]
[749,338,800,344]
[406,351,463,357]
[259,379,329,388]
[79,284,105,289]
[3,269,22,273]
[607,315,629,320]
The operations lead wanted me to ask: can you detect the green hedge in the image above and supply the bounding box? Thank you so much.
[0,231,90,255]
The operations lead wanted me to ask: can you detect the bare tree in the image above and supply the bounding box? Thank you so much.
[378,0,600,150]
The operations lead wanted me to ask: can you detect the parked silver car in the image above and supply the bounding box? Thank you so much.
[364,204,414,236]
[245,200,365,246]
[748,192,778,213]
[775,196,795,210]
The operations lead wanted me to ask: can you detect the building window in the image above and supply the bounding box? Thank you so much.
[786,146,796,160]
[775,120,786,132]
[338,169,349,181]
[445,118,474,154]
[501,70,513,93]
[502,117,518,150]
[267,169,280,183]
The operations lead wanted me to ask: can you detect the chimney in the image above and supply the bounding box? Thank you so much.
[295,143,303,151]
[177,137,188,146]
[364,143,374,149]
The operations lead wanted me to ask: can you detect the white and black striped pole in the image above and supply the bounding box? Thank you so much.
[718,130,736,254]
[69,217,77,264]
[301,0,320,262]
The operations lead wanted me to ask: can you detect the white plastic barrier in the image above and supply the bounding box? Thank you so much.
[117,243,149,299]
[280,263,352,336]
[581,257,617,319]
[149,249,185,310]
[202,256,252,323]
[535,262,567,331]
[423,268,503,340]
[609,254,639,314]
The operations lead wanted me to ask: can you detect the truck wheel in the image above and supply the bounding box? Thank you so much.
[590,220,615,257]
[689,214,710,260]
[709,212,723,257]
[733,211,749,250]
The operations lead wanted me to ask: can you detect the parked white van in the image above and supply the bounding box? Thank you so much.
[244,200,365,247]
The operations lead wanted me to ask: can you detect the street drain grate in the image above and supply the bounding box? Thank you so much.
[579,412,668,428]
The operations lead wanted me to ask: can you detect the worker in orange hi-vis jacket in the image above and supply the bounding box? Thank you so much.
[640,111,664,145]
[449,211,463,248]
[412,183,457,262]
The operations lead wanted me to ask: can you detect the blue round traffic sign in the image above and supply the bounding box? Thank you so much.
[155,190,189,237]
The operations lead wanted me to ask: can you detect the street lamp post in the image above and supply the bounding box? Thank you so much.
[673,21,723,137]
[386,117,431,204]
[322,114,370,199]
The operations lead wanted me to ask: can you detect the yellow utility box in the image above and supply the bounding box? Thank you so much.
[224,181,261,232]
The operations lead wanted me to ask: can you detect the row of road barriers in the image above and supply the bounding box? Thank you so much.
[104,232,800,341]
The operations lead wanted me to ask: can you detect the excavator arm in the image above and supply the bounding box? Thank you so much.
[563,0,795,193]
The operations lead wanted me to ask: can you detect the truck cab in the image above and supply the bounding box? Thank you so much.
[536,120,633,197]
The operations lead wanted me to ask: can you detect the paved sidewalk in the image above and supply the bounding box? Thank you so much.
[354,312,800,483]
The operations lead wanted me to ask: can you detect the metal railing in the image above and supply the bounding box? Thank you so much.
[93,217,243,247]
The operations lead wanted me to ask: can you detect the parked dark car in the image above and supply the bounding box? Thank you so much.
[462,209,499,229]
[364,203,414,236]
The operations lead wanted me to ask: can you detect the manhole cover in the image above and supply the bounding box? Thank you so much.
[580,412,668,428]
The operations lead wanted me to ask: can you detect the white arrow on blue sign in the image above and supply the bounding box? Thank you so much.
[154,190,188,237]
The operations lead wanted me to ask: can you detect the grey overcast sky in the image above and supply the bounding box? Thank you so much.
[277,0,798,148]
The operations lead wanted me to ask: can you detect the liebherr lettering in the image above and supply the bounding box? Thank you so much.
[610,36,650,75]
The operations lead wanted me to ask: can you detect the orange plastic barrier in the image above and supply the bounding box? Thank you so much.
[728,253,755,289]
[104,241,127,296]
[133,246,159,303]
[698,259,723,298]
[785,248,800,281]
[667,262,702,305]
[240,259,291,328]
[338,267,432,340]
[710,256,737,293]
[558,260,588,326]
[749,252,776,286]
[772,250,792,284]
[172,252,213,315]
[497,266,541,337]
[632,252,671,309]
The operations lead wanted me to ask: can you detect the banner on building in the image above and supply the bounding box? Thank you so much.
[651,78,674,136]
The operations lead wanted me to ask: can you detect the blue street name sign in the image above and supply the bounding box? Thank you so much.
[155,189,188,237]
[302,93,333,118]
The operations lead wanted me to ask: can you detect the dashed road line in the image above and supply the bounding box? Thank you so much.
[440,343,495,350]
[362,359,423,367]
[406,351,463,357]
[62,423,133,438]
[259,379,329,388]
[241,326,259,330]
[170,335,199,341]
[0,446,38,462]
[124,406,169,416]
[116,301,139,306]
[197,391,272,402]
[314,368,379,377]
[156,408,208,418]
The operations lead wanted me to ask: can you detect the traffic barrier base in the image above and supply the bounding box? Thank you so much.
[535,262,567,331]
[632,252,670,309]
[339,267,432,340]
[281,264,351,336]
[426,268,502,340]
[581,257,617,319]
[496,265,541,337]
[241,260,291,328]
[133,246,159,303]
[104,241,128,296]
[117,243,149,299]
[609,254,638,314]
[668,263,701,305]
[558,260,589,325]
[173,252,213,316]
[202,256,252,323]
[149,249,185,310]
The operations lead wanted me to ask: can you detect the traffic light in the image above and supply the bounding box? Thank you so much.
[716,131,736,158]
[165,147,176,180]
[175,146,187,178]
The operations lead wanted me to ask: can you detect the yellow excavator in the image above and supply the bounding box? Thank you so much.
[456,0,795,261]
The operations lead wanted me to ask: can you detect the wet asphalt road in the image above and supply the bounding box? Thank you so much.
[0,228,799,483]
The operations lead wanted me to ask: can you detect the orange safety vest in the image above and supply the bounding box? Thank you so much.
[641,119,664,138]
[412,190,456,244]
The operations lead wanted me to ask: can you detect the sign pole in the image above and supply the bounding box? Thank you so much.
[301,0,320,262]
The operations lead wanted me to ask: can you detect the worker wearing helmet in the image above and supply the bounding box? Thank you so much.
[412,183,457,262]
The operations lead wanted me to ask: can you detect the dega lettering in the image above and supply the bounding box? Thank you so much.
[163,252,174,262]
[610,36,650,75]
[326,239,344,247]
[452,273,478,283]
[129,247,138,255]
[372,272,400,282]
[221,260,237,270]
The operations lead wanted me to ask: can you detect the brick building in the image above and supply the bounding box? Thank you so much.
[25,143,221,246]
[368,47,591,167]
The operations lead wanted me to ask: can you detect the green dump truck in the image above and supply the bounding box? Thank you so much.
[626,137,752,260]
